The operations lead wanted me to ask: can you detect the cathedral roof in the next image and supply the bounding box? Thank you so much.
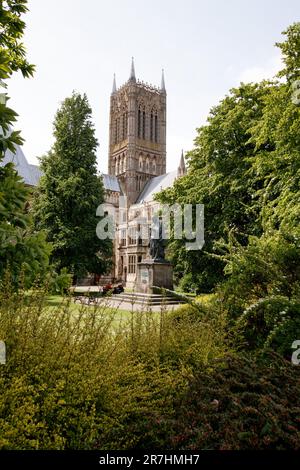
[136,170,178,204]
[1,145,42,186]
[102,174,121,192]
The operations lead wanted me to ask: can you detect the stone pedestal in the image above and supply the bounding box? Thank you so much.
[136,259,173,294]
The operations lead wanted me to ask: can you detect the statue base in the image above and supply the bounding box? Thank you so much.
[136,259,173,294]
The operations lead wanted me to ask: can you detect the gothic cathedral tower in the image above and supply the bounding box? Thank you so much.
[108,59,166,205]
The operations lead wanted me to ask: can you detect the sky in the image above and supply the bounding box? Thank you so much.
[8,0,300,173]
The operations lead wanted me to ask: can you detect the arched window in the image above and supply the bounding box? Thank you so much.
[138,103,145,140]
[154,113,158,143]
[150,107,157,142]
[152,157,156,174]
[142,110,146,140]
[138,108,141,138]
[122,114,125,140]
[122,112,128,140]
[114,118,118,144]
[116,117,121,143]
[150,112,153,141]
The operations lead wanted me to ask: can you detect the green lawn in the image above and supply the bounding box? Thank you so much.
[44,294,134,323]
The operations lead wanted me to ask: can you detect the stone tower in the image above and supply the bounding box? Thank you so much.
[108,59,167,205]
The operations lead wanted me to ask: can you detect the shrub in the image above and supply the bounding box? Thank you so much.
[161,353,300,450]
[48,267,73,295]
[168,303,203,323]
[177,273,199,294]
[235,296,300,357]
[0,281,227,449]
[219,230,300,318]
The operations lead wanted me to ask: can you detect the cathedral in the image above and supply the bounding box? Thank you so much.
[102,59,186,287]
[1,59,186,288]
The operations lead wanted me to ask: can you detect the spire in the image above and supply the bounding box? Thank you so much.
[129,57,136,82]
[178,150,186,177]
[161,68,166,91]
[112,73,117,93]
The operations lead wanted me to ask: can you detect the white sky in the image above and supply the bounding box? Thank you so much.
[8,0,300,173]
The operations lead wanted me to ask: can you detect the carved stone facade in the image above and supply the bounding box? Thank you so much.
[103,61,186,288]
[108,59,166,206]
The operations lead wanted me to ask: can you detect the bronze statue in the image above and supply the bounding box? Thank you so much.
[149,216,165,261]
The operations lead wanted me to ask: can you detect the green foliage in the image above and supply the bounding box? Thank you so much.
[32,92,112,280]
[47,268,72,295]
[218,229,300,316]
[246,80,300,234]
[164,353,300,450]
[216,229,300,357]
[129,306,228,370]
[156,22,300,361]
[157,23,300,297]
[0,282,228,449]
[235,296,300,357]
[1,11,299,451]
[158,81,271,291]
[0,0,35,78]
[178,272,202,294]
[276,22,300,83]
[168,303,204,323]
[0,164,52,288]
[0,0,51,288]
[0,0,34,153]
[213,24,300,355]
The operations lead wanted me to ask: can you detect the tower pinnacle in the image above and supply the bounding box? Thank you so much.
[178,150,186,177]
[161,69,166,91]
[129,57,136,82]
[108,62,166,204]
[112,73,117,93]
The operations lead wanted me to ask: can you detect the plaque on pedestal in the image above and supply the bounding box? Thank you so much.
[136,259,173,294]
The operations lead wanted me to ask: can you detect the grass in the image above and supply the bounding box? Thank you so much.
[44,294,137,324]
[195,293,216,305]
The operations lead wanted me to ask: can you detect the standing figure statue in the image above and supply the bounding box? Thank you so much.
[149,216,165,261]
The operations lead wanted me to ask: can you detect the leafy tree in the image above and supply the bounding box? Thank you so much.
[215,23,300,353]
[33,92,112,280]
[248,31,300,234]
[158,22,300,295]
[0,0,35,154]
[0,163,51,287]
[219,23,300,307]
[0,0,51,287]
[158,81,272,292]
[276,22,300,83]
